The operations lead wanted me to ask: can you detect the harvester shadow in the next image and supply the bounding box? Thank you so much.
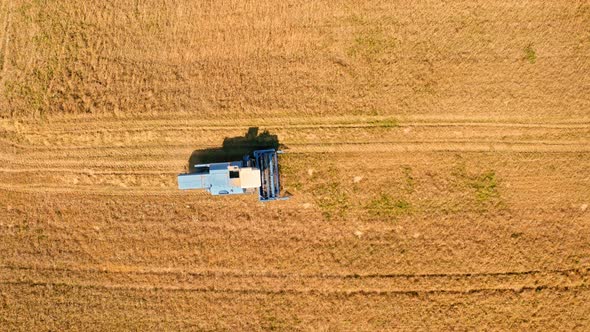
[188,127,285,173]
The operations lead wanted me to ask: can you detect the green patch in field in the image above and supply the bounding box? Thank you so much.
[412,81,436,95]
[277,154,296,176]
[261,306,303,330]
[345,14,370,26]
[288,180,303,191]
[315,182,349,220]
[277,154,307,192]
[348,29,396,59]
[449,160,505,211]
[303,162,350,220]
[14,222,31,234]
[366,193,411,218]
[402,166,415,193]
[35,228,48,241]
[262,315,290,331]
[470,170,498,202]
[524,44,537,64]
[370,118,399,128]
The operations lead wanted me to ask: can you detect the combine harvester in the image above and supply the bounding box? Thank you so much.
[178,149,287,202]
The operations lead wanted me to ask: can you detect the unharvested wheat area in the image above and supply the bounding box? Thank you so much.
[0,0,589,330]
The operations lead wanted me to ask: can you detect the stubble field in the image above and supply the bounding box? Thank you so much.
[1,0,589,330]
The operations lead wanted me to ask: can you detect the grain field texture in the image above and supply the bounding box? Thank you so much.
[1,0,589,330]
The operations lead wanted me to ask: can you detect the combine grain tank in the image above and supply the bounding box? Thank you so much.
[178,149,287,202]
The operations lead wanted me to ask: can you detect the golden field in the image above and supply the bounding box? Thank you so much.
[0,0,589,330]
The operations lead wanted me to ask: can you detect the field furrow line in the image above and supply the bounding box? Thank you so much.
[0,0,11,80]
[10,113,590,127]
[1,279,586,296]
[12,121,590,135]
[0,141,589,167]
[0,183,178,195]
[3,140,589,153]
[1,263,587,280]
[0,168,178,175]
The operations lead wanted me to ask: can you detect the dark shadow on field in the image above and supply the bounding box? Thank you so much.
[188,127,285,173]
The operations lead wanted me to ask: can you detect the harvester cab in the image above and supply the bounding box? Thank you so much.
[178,148,287,202]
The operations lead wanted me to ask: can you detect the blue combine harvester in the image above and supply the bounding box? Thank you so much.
[178,149,287,202]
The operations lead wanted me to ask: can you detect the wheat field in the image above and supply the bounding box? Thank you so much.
[1,0,589,330]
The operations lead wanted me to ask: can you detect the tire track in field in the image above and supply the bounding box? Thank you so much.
[0,0,11,78]
[2,134,590,151]
[0,142,588,195]
[0,183,178,195]
[0,141,587,165]
[7,120,590,137]
[3,114,589,140]
[2,181,586,200]
[8,112,590,127]
[0,150,586,175]
[2,263,587,280]
[0,168,177,175]
[12,121,590,135]
[1,279,587,297]
[0,140,589,166]
[0,144,587,176]
[1,115,589,194]
[1,263,588,296]
[2,116,588,159]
